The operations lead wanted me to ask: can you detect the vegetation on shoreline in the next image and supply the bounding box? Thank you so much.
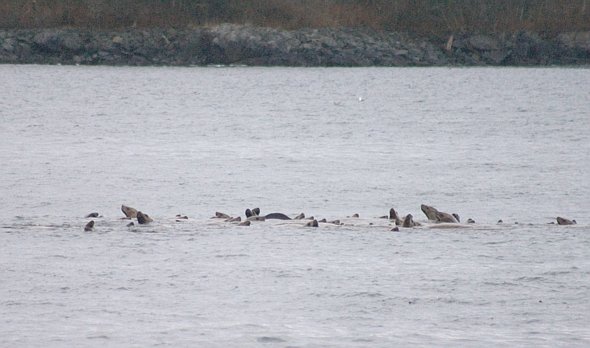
[1,0,589,36]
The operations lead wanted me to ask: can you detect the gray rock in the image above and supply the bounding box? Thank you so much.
[33,30,62,52]
[468,34,499,51]
[1,38,15,52]
[558,32,590,51]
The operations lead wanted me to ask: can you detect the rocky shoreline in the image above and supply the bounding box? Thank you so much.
[1,24,589,66]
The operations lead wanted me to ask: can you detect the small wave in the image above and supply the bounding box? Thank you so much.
[514,276,546,282]
[344,291,384,298]
[257,336,286,343]
[541,270,571,276]
[483,281,518,287]
[214,254,249,258]
[352,338,374,343]
[87,335,110,340]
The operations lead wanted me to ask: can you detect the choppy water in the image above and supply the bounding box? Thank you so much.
[1,65,589,347]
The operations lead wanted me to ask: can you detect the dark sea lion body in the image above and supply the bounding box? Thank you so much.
[85,212,99,218]
[265,213,291,220]
[556,217,577,225]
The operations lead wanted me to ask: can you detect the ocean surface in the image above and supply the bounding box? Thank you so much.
[1,65,589,347]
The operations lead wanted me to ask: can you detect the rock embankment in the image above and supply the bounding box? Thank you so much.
[1,24,589,66]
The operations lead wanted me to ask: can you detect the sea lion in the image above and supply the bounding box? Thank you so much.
[452,213,461,223]
[238,220,251,226]
[388,208,401,225]
[214,212,231,219]
[294,213,305,220]
[245,208,261,217]
[421,204,458,223]
[389,208,398,220]
[497,219,503,224]
[305,219,319,227]
[84,220,94,231]
[85,212,100,218]
[402,214,415,228]
[436,211,459,223]
[227,216,241,222]
[421,204,439,221]
[351,213,360,218]
[175,214,188,219]
[556,217,577,225]
[319,218,327,223]
[467,218,475,224]
[136,211,153,224]
[389,208,402,225]
[121,205,138,219]
[264,213,291,220]
[391,227,400,232]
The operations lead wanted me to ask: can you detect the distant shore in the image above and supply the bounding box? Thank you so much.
[1,25,589,66]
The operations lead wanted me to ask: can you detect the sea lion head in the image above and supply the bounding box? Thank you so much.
[252,208,260,216]
[215,212,230,219]
[121,205,138,218]
[136,211,153,224]
[402,214,415,228]
[305,219,319,227]
[421,204,439,220]
[245,209,252,218]
[84,220,94,231]
[389,208,399,220]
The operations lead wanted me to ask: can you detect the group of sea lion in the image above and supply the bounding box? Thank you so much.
[83,203,578,231]
[214,208,323,227]
[84,204,155,231]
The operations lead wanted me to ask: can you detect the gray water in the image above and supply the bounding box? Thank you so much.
[1,65,589,347]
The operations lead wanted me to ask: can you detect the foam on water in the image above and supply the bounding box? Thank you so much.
[1,65,589,346]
